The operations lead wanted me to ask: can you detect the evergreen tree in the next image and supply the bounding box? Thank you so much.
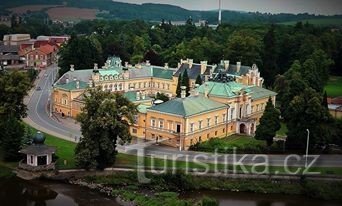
[176,73,182,98]
[285,88,331,149]
[262,24,278,86]
[181,69,190,97]
[75,88,137,170]
[195,74,203,85]
[255,97,281,147]
[322,91,328,109]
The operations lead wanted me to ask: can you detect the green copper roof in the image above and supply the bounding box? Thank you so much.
[137,104,150,113]
[198,81,248,98]
[55,80,88,91]
[152,67,174,80]
[124,91,152,103]
[248,86,277,100]
[99,69,120,76]
[148,95,227,117]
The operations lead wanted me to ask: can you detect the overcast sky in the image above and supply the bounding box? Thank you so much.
[115,0,342,15]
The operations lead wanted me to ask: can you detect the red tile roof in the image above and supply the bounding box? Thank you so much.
[38,44,55,55]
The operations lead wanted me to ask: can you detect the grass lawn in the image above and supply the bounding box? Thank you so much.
[276,122,288,136]
[325,76,342,97]
[25,125,77,169]
[24,124,342,176]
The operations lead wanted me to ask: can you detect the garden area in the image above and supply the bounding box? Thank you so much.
[324,76,342,97]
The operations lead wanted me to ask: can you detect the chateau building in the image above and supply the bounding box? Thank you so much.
[52,57,275,150]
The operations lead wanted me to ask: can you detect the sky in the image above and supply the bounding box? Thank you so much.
[114,0,342,15]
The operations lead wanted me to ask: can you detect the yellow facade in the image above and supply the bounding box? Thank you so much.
[52,58,276,150]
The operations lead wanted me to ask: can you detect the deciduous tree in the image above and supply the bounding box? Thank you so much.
[75,88,137,170]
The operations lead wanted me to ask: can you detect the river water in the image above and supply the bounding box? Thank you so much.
[0,177,341,206]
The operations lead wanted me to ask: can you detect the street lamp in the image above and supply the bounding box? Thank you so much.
[305,129,310,168]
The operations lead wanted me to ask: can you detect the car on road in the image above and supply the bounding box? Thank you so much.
[44,73,48,77]
[36,86,41,91]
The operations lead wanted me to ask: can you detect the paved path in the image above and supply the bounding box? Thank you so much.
[24,65,342,169]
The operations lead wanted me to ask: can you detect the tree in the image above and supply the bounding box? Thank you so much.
[75,88,137,170]
[176,73,182,98]
[224,30,262,66]
[0,71,31,161]
[58,35,103,76]
[156,92,170,102]
[254,97,281,147]
[0,116,24,161]
[285,88,331,149]
[322,91,328,109]
[0,71,31,119]
[195,74,203,85]
[262,25,279,86]
[181,69,190,97]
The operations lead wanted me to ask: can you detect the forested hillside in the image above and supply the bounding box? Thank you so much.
[1,0,342,24]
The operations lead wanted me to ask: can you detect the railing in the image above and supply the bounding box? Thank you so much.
[18,160,56,172]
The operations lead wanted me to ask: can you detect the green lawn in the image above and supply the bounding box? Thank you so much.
[24,125,342,176]
[325,76,342,97]
[279,18,342,26]
[276,122,288,136]
[26,125,77,169]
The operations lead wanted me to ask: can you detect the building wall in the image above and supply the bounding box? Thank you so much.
[145,106,233,150]
[329,109,342,119]
[53,88,85,117]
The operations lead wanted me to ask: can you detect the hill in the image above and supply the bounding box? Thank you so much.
[2,0,342,25]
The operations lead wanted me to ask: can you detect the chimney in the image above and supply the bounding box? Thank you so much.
[236,62,241,73]
[136,64,142,69]
[65,78,69,84]
[224,60,229,70]
[136,91,141,101]
[178,62,181,68]
[164,63,169,69]
[188,59,193,68]
[200,61,207,74]
[88,79,93,88]
[194,84,200,96]
[94,63,98,71]
[146,60,150,66]
[70,64,74,72]
[141,92,146,100]
[125,61,129,68]
[181,86,186,98]
[204,83,209,98]
[218,0,222,25]
[76,80,80,89]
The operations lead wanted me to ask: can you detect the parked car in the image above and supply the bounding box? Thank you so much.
[36,86,41,91]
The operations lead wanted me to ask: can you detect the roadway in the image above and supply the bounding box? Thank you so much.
[24,65,342,169]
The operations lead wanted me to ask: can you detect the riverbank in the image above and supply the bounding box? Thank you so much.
[66,171,342,206]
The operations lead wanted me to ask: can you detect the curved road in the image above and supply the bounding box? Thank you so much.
[24,65,342,170]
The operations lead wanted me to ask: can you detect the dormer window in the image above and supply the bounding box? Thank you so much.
[110,76,113,80]
[100,77,104,81]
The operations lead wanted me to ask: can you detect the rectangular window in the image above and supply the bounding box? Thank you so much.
[231,108,234,120]
[159,120,164,129]
[151,119,156,127]
[215,131,218,136]
[223,114,226,122]
[215,116,218,125]
[207,118,210,127]
[190,123,194,132]
[132,128,137,134]
[133,115,138,124]
[198,120,203,130]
